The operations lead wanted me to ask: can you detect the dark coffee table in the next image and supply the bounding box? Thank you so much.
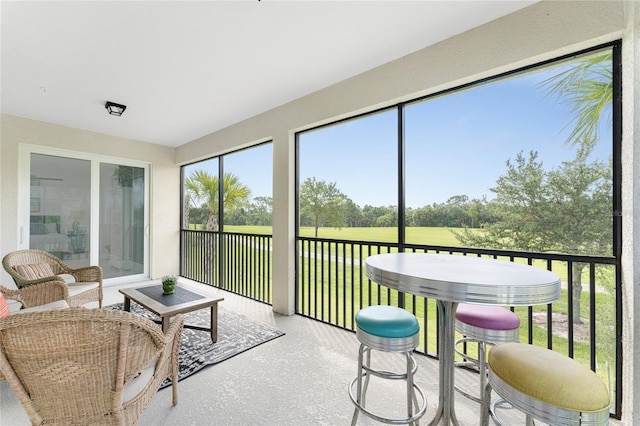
[119,283,224,342]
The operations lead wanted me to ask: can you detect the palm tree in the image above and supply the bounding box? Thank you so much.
[540,52,612,151]
[185,170,251,231]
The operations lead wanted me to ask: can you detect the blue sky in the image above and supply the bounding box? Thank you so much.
[185,55,612,210]
[299,66,612,209]
[183,143,273,204]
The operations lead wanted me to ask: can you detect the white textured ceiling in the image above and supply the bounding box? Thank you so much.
[1,1,536,148]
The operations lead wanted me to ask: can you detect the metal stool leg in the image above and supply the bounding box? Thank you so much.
[352,344,367,426]
[405,351,424,426]
[478,340,487,402]
[362,347,371,407]
[404,351,417,425]
[481,381,491,426]
[455,337,492,404]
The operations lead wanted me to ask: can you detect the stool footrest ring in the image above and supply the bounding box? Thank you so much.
[348,376,427,425]
[455,385,483,405]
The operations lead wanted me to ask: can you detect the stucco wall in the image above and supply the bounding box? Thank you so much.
[621,1,640,425]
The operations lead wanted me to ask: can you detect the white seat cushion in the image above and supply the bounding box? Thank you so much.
[122,360,157,403]
[6,299,23,314]
[17,300,70,313]
[67,281,99,297]
[56,273,76,284]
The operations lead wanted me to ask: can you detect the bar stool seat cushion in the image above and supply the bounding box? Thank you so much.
[456,304,520,330]
[355,305,419,338]
[489,342,610,413]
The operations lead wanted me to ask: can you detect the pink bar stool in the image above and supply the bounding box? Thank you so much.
[454,303,520,420]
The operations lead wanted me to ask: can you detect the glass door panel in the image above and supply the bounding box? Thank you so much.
[29,153,91,268]
[99,163,145,279]
[26,151,148,281]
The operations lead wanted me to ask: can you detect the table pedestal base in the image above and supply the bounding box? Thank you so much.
[428,300,460,426]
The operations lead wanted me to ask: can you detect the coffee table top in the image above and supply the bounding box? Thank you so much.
[119,283,224,317]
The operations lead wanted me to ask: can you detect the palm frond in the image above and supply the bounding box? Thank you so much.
[539,53,612,149]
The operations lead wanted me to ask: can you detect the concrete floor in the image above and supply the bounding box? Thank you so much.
[0,279,620,426]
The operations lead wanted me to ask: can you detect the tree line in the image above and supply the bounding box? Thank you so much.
[185,180,497,229]
[299,181,498,230]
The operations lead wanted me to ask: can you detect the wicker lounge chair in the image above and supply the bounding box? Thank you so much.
[2,249,103,307]
[0,307,184,425]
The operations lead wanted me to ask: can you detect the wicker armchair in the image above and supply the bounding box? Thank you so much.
[0,280,71,382]
[0,307,184,425]
[2,249,103,307]
[0,280,70,313]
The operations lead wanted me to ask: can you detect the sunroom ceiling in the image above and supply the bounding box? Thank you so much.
[0,1,537,148]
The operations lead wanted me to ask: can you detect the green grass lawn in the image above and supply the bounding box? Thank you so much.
[226,225,463,245]
[296,225,463,246]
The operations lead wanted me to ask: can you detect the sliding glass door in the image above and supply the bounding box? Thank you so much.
[99,163,146,279]
[24,148,149,282]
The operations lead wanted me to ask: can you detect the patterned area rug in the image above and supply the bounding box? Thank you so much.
[106,302,285,389]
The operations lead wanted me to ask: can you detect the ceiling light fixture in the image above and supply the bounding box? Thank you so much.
[105,101,127,117]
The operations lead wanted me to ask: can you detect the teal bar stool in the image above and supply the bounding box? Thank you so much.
[486,342,610,426]
[348,305,427,425]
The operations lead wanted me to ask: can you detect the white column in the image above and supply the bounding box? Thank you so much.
[271,130,296,315]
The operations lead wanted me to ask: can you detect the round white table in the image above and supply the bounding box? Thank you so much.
[365,252,561,426]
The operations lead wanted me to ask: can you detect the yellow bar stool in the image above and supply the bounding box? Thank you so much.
[487,342,610,426]
[348,305,428,425]
[454,304,520,418]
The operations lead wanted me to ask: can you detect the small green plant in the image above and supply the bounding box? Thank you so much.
[162,275,177,295]
[162,275,177,285]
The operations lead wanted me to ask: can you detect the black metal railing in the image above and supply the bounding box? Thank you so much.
[297,236,621,417]
[179,229,621,417]
[180,229,272,304]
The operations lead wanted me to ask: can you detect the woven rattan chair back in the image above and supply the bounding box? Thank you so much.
[0,307,183,425]
[2,249,103,307]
